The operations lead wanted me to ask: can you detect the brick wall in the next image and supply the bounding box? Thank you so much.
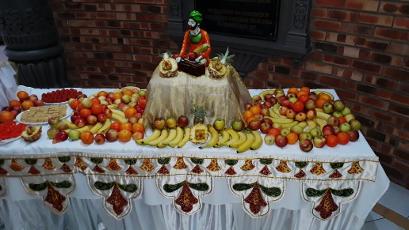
[50,0,409,188]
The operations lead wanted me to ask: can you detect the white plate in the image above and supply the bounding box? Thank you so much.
[0,136,21,145]
[15,105,73,125]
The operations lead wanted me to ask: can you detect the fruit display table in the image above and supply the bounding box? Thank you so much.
[0,86,389,230]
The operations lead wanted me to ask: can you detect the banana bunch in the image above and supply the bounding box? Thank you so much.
[228,130,262,153]
[138,127,191,148]
[111,109,128,123]
[63,119,112,134]
[259,89,275,101]
[200,126,219,148]
[267,106,299,128]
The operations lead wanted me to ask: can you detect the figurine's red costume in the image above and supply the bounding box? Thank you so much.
[179,29,211,63]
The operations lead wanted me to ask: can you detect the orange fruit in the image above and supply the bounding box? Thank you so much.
[243,110,254,122]
[0,111,14,123]
[287,132,299,144]
[9,100,21,108]
[17,91,29,101]
[91,104,104,115]
[287,87,298,95]
[120,122,132,132]
[124,107,137,118]
[113,92,122,100]
[132,123,145,133]
[337,132,349,145]
[315,98,327,109]
[326,135,338,147]
[21,100,34,110]
[298,95,309,104]
[118,130,132,142]
[97,91,108,97]
[249,105,261,115]
[318,93,331,102]
[300,87,310,93]
[79,108,92,118]
[267,128,281,137]
[122,89,133,96]
[80,131,94,145]
[110,121,121,132]
[296,90,309,98]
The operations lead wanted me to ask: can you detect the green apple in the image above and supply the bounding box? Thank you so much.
[213,119,225,131]
[280,128,290,136]
[68,130,80,141]
[323,102,334,114]
[350,119,361,131]
[310,127,322,137]
[264,135,275,145]
[333,111,343,118]
[334,100,345,112]
[47,128,58,139]
[345,114,355,122]
[299,132,312,142]
[291,125,303,134]
[341,107,351,115]
[340,123,351,132]
[231,120,244,131]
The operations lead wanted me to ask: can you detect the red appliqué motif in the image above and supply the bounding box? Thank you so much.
[106,185,128,216]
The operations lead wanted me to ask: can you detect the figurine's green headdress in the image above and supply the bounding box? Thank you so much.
[189,10,203,24]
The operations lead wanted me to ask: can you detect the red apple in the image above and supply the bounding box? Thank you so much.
[347,130,359,142]
[264,101,272,108]
[104,109,112,118]
[306,109,316,120]
[106,129,118,142]
[264,94,273,102]
[275,135,288,148]
[313,136,326,148]
[261,108,269,116]
[87,115,98,125]
[177,115,189,128]
[94,134,105,145]
[97,114,107,123]
[263,118,273,126]
[279,106,288,116]
[322,125,334,136]
[74,118,86,128]
[153,118,166,130]
[244,103,252,110]
[260,121,272,134]
[286,109,296,119]
[299,139,313,152]
[295,112,306,122]
[248,120,261,131]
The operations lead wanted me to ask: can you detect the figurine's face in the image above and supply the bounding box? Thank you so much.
[188,18,198,30]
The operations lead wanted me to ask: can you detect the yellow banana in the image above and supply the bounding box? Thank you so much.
[225,128,239,146]
[90,123,103,134]
[237,132,255,153]
[216,130,230,147]
[251,131,262,150]
[259,89,275,100]
[316,110,331,120]
[112,113,128,123]
[158,128,177,147]
[97,119,111,134]
[141,129,161,144]
[177,128,191,148]
[107,104,117,110]
[267,117,294,124]
[230,131,247,148]
[63,120,78,129]
[147,129,168,146]
[75,125,91,133]
[297,121,308,128]
[315,118,327,129]
[200,126,219,148]
[280,121,299,128]
[169,127,184,148]
[307,120,317,128]
[112,109,126,118]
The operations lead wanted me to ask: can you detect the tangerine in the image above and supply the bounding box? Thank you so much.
[315,98,327,109]
[337,132,349,145]
[21,100,34,110]
[267,128,281,137]
[120,122,132,132]
[118,130,132,142]
[326,135,338,147]
[113,92,122,100]
[300,87,310,93]
[124,107,137,118]
[80,131,94,145]
[287,132,299,144]
[318,93,331,102]
[132,123,145,133]
[243,110,254,122]
[17,91,29,101]
[9,100,21,108]
[249,105,261,115]
[287,87,299,95]
[0,111,14,123]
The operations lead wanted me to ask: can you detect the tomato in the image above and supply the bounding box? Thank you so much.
[80,131,94,145]
[91,104,104,115]
[267,128,281,137]
[97,91,108,97]
[337,132,349,145]
[69,99,80,110]
[287,132,299,144]
[118,130,132,142]
[297,90,309,98]
[110,121,121,132]
[292,101,304,113]
[79,108,92,118]
[17,91,29,101]
[326,135,338,147]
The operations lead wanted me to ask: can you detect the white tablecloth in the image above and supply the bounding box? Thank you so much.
[0,87,389,230]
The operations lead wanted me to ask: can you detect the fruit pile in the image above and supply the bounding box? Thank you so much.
[48,87,147,145]
[0,121,26,140]
[42,89,83,103]
[141,116,262,152]
[242,87,361,152]
[0,91,44,123]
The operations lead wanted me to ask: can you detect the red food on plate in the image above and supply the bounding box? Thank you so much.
[0,121,27,140]
[42,89,83,103]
